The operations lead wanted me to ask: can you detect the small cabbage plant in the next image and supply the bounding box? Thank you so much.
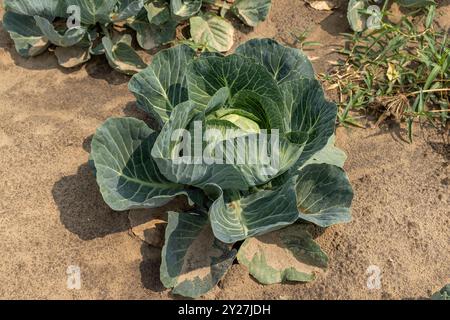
[431,284,450,300]
[90,38,353,298]
[347,0,435,32]
[2,0,272,74]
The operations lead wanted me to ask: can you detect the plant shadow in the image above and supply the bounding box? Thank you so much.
[52,142,191,293]
[51,161,170,293]
[366,120,410,145]
[428,141,450,161]
[319,6,350,37]
[84,55,130,85]
[52,162,130,240]
[123,101,161,130]
[423,124,450,161]
[139,243,167,293]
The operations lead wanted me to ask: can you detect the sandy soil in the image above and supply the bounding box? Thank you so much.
[0,1,448,299]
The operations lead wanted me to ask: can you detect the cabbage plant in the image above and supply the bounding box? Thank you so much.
[2,0,271,74]
[431,284,450,300]
[347,0,435,32]
[89,38,353,297]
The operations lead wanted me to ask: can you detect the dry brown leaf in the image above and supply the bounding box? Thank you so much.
[305,0,340,11]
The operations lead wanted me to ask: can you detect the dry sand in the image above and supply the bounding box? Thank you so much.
[0,1,448,299]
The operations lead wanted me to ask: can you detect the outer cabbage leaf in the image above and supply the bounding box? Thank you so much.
[102,34,147,75]
[281,78,337,167]
[2,12,43,37]
[7,33,49,58]
[112,0,145,21]
[303,135,347,168]
[90,117,199,211]
[34,16,86,47]
[187,54,284,112]
[205,177,300,243]
[128,14,177,51]
[431,284,450,300]
[160,211,236,298]
[4,0,64,20]
[231,0,271,27]
[347,0,366,32]
[54,46,91,68]
[128,45,196,124]
[235,38,315,84]
[171,0,202,19]
[295,163,353,227]
[204,162,352,243]
[190,13,234,52]
[237,224,328,284]
[2,11,49,57]
[145,0,171,25]
[76,27,99,48]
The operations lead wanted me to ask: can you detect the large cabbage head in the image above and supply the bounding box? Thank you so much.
[90,38,353,298]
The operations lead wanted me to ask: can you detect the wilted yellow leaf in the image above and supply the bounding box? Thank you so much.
[387,63,400,82]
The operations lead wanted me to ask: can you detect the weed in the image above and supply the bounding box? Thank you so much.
[321,4,449,142]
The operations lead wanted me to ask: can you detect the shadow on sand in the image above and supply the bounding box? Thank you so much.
[52,161,169,292]
[52,162,130,240]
